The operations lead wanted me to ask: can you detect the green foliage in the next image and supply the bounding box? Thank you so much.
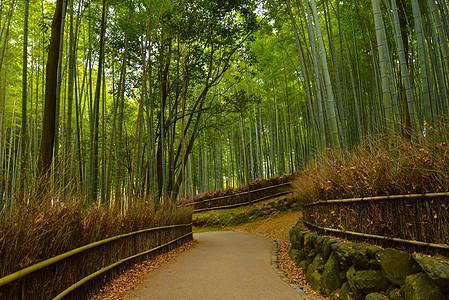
[221,89,260,114]
[2,0,449,208]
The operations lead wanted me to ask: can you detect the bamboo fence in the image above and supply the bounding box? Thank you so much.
[303,193,449,255]
[0,223,192,299]
[183,182,293,212]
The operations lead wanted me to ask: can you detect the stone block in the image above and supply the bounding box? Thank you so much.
[350,248,370,270]
[321,253,343,296]
[365,292,389,300]
[347,265,389,295]
[375,248,419,286]
[306,254,324,283]
[413,252,449,293]
[404,272,446,300]
[332,242,354,271]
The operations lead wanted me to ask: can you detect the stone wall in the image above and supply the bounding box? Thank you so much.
[289,222,449,300]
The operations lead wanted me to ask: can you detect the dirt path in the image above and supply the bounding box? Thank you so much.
[124,231,306,300]
[233,210,302,240]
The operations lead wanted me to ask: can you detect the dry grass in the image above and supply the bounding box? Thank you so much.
[295,127,449,204]
[193,174,294,202]
[0,201,191,276]
[0,194,192,299]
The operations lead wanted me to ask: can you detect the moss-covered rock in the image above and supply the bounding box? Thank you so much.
[305,249,317,267]
[310,270,322,291]
[304,232,316,253]
[404,272,446,300]
[306,254,324,283]
[366,245,382,257]
[320,253,343,296]
[376,248,419,286]
[369,258,380,269]
[289,225,304,249]
[365,292,389,300]
[350,248,370,270]
[332,243,354,271]
[413,253,449,293]
[289,248,305,264]
[388,287,404,300]
[298,260,307,270]
[339,282,358,300]
[346,266,389,295]
[321,236,332,260]
[315,236,324,252]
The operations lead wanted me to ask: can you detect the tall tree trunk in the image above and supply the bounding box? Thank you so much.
[157,38,170,199]
[310,0,340,148]
[371,0,394,133]
[411,0,431,124]
[0,0,15,73]
[38,0,65,199]
[390,0,415,139]
[427,0,449,115]
[0,45,9,210]
[299,0,326,148]
[325,0,345,144]
[145,56,156,197]
[115,38,128,207]
[89,0,107,203]
[53,0,67,182]
[428,0,449,77]
[130,44,150,201]
[65,0,76,190]
[21,0,30,200]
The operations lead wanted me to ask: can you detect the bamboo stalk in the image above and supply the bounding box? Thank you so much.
[303,220,449,250]
[0,224,192,288]
[53,232,192,300]
[305,192,449,207]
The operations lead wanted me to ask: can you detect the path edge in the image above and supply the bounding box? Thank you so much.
[270,237,315,299]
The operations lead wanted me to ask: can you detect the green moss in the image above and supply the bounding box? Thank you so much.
[376,248,419,286]
[192,198,295,231]
[404,273,446,300]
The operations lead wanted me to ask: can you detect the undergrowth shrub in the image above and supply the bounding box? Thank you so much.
[295,126,449,203]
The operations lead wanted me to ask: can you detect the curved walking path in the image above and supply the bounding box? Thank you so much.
[125,231,306,299]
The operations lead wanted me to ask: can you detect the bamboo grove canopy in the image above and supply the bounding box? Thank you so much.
[0,0,448,209]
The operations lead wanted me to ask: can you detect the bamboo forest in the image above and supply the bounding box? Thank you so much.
[0,0,448,210]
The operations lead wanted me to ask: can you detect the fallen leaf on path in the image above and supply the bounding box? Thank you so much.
[90,240,198,300]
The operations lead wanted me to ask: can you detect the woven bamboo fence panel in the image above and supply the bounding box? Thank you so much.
[303,194,449,256]
[0,224,192,299]
[184,182,293,212]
